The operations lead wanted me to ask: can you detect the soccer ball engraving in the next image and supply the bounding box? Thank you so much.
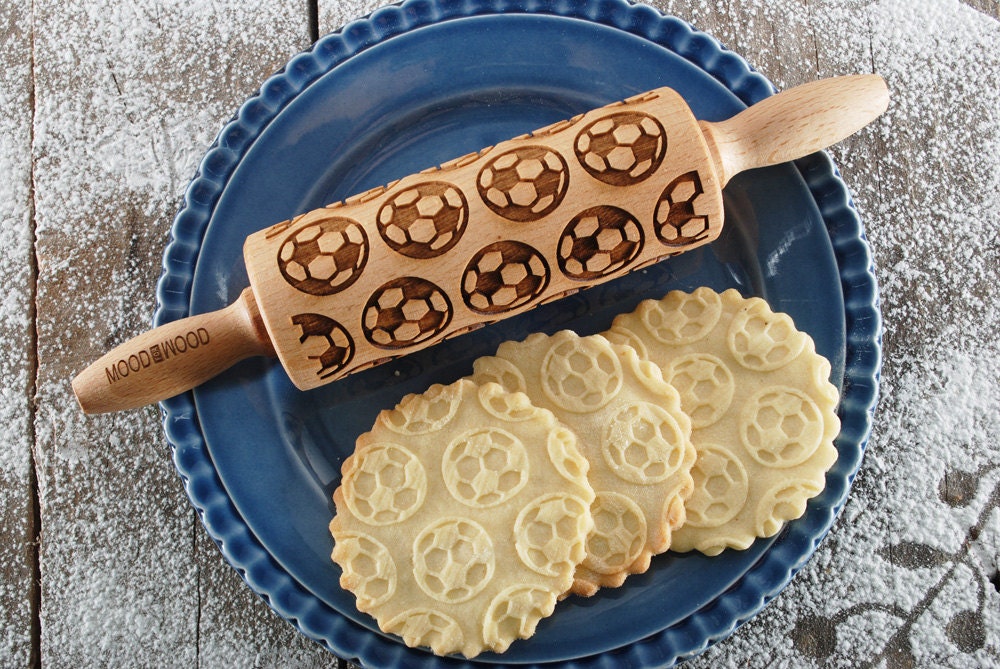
[603,402,687,484]
[557,205,644,280]
[443,428,529,508]
[740,387,824,467]
[462,241,550,314]
[540,336,623,413]
[290,313,354,379]
[413,518,495,603]
[277,216,368,295]
[483,585,556,652]
[653,171,713,246]
[514,493,591,576]
[343,443,427,525]
[728,301,807,371]
[376,181,468,258]
[639,286,722,345]
[583,492,647,574]
[362,277,453,349]
[684,444,749,528]
[331,532,397,608]
[477,146,569,222]
[664,353,735,428]
[574,111,667,185]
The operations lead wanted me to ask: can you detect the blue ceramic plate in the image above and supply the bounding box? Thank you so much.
[158,1,881,666]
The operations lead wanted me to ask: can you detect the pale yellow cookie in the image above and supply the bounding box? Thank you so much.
[605,287,841,555]
[471,331,695,596]
[329,379,594,658]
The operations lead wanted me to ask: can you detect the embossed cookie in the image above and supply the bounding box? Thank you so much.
[605,287,841,555]
[471,331,695,596]
[329,378,594,658]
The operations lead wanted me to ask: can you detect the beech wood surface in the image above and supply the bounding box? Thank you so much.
[71,289,273,413]
[70,75,886,412]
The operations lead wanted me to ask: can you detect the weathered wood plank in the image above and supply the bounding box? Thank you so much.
[0,2,38,666]
[31,0,316,665]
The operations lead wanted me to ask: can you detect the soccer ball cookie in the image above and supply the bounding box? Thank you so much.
[471,331,695,596]
[605,288,841,555]
[329,378,594,658]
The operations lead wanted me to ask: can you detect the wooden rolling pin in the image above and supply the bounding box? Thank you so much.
[73,74,889,413]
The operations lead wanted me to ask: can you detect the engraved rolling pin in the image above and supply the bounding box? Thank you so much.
[73,74,889,413]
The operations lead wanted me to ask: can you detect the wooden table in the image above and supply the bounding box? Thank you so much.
[4,1,999,666]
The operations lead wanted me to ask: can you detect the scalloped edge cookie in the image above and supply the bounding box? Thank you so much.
[329,378,595,658]
[606,287,840,555]
[471,330,695,596]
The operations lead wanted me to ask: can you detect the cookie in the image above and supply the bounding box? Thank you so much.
[605,287,841,555]
[329,378,594,658]
[471,331,695,596]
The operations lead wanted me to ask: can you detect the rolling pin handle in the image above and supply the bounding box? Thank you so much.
[71,288,274,414]
[700,74,889,187]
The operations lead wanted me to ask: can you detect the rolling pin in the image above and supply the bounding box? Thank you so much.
[72,74,889,413]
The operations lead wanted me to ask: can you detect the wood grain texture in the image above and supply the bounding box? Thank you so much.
[72,288,273,413]
[245,88,721,389]
[0,2,38,666]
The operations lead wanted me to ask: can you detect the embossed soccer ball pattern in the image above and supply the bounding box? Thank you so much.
[741,387,824,467]
[586,492,646,573]
[665,353,735,428]
[382,383,463,435]
[641,286,723,345]
[541,337,623,412]
[514,494,591,576]
[363,277,453,349]
[332,533,396,607]
[729,305,807,371]
[443,428,528,508]
[278,217,368,296]
[483,586,554,651]
[414,519,494,603]
[685,445,749,528]
[344,443,426,526]
[603,402,686,484]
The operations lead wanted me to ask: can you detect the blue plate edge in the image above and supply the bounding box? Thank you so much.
[153,1,883,668]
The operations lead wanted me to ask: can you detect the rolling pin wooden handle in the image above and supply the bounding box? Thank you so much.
[699,74,889,187]
[72,288,275,414]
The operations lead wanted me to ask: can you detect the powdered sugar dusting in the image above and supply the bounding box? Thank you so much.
[0,2,36,664]
[30,0,312,666]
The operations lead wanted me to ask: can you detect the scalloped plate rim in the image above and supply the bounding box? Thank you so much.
[155,1,881,667]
